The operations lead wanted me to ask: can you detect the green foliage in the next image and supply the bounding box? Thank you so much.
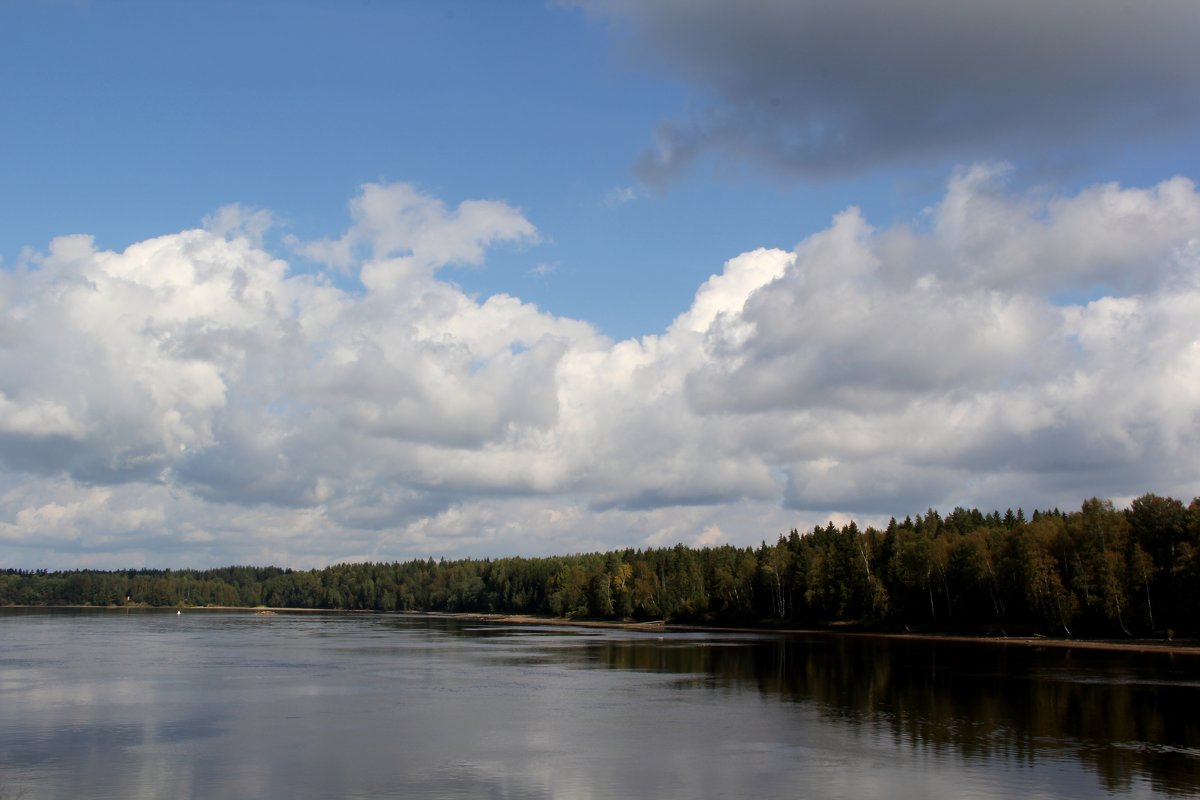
[3,493,1199,637]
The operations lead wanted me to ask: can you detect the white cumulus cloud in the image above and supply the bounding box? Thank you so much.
[1,171,1198,567]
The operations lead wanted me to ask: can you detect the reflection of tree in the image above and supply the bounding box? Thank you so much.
[586,635,1200,796]
[0,779,28,800]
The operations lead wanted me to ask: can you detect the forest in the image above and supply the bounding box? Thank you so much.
[3,494,1200,638]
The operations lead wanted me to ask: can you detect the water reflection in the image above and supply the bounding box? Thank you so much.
[567,632,1200,796]
[434,618,1200,796]
[1,610,1197,799]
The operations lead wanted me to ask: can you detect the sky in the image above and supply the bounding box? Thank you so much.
[1,0,1199,569]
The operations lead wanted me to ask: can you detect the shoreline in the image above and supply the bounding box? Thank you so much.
[421,611,1200,656]
[7,604,1199,655]
[0,604,366,614]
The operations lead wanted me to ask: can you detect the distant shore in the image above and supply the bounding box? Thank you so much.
[6,604,1198,655]
[0,603,364,614]
[419,611,1200,656]
[770,626,1200,656]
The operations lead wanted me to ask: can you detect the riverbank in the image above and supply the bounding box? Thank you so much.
[0,603,366,614]
[7,604,1198,655]
[426,611,1200,656]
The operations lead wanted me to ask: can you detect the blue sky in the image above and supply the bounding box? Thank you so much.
[6,0,756,337]
[2,0,1199,568]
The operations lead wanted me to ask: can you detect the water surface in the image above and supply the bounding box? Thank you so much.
[1,609,1196,799]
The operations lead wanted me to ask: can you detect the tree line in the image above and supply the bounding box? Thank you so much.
[3,493,1200,638]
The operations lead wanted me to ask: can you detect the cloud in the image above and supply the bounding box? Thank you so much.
[681,168,1200,515]
[202,204,276,247]
[296,182,539,283]
[694,524,724,547]
[931,164,1200,294]
[574,0,1200,183]
[603,185,646,207]
[1,172,1198,566]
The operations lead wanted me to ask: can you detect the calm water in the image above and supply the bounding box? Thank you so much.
[1,610,1197,799]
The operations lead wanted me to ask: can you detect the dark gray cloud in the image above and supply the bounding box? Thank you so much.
[579,0,1200,183]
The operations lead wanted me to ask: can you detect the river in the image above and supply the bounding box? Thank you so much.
[1,609,1196,799]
